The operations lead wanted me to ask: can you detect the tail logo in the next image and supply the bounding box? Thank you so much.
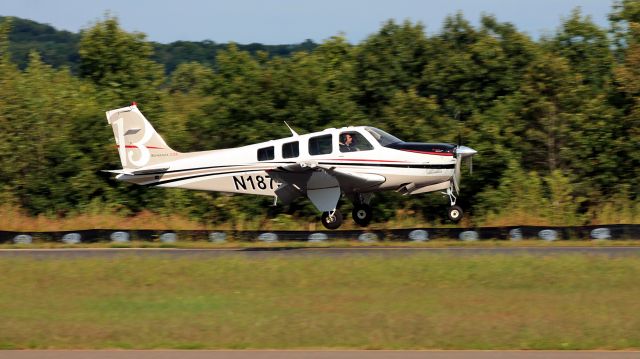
[114,116,154,167]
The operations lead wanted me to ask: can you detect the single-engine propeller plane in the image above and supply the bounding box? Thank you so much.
[105,103,477,229]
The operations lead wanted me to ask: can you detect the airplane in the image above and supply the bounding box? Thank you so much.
[104,103,477,229]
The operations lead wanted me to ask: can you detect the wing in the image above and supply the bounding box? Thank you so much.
[267,162,385,212]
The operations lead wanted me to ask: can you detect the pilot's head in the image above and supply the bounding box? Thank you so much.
[342,133,353,145]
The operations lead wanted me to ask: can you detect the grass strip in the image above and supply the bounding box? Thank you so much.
[0,254,639,349]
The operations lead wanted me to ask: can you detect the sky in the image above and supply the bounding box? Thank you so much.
[0,0,615,44]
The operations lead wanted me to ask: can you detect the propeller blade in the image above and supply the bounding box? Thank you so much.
[453,145,477,194]
[453,155,461,195]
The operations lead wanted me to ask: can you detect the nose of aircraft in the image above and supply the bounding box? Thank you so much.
[455,145,477,158]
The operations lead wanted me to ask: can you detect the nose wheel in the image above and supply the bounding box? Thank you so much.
[352,204,372,227]
[445,185,463,222]
[321,209,343,230]
[447,205,463,222]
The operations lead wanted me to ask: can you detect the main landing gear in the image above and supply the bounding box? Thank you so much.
[352,203,373,227]
[321,209,343,230]
[321,194,374,230]
[445,186,463,223]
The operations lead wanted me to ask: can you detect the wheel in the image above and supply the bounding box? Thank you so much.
[352,204,372,227]
[321,210,343,230]
[447,205,463,222]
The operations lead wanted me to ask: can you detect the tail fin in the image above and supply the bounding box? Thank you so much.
[106,104,180,171]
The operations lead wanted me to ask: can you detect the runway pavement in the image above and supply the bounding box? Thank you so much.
[0,350,639,359]
[1,246,640,258]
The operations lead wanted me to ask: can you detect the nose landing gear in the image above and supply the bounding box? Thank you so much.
[447,205,463,222]
[445,186,464,223]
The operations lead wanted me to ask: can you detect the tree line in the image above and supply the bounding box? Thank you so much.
[0,16,317,74]
[0,1,638,228]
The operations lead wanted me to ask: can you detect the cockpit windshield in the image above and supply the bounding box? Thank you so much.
[364,127,402,147]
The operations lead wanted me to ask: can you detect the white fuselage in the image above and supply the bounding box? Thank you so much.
[116,126,456,196]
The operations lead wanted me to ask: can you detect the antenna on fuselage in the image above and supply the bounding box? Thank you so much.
[284,121,299,137]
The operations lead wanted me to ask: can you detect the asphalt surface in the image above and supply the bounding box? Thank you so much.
[2,246,640,258]
[0,351,639,359]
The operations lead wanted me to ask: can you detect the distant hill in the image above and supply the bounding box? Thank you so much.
[0,16,318,73]
[153,39,317,73]
[2,16,81,71]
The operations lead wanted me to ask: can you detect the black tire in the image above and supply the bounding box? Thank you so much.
[352,204,373,227]
[447,205,463,222]
[321,210,343,230]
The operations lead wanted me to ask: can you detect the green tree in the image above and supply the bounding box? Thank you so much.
[0,17,24,205]
[353,20,429,118]
[78,16,164,109]
[421,14,536,118]
[474,160,548,225]
[4,52,105,215]
[550,8,614,91]
[380,88,448,143]
[546,170,584,225]
[612,20,640,196]
[168,61,215,95]
[610,0,640,57]
[185,43,276,150]
[512,52,585,172]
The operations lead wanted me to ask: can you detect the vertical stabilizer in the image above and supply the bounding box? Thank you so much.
[106,104,180,171]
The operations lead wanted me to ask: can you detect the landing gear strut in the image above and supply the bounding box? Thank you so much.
[446,186,463,223]
[321,209,343,230]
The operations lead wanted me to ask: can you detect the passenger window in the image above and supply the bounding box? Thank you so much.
[339,131,373,152]
[282,141,299,159]
[308,134,333,155]
[257,146,274,161]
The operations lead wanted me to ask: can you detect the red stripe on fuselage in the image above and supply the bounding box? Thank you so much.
[327,158,407,163]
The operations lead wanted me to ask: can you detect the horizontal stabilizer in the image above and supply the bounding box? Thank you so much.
[102,169,133,175]
[102,168,169,176]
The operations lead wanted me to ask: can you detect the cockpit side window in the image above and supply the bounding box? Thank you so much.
[339,131,373,152]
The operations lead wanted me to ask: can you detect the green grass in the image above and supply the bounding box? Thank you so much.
[1,254,639,349]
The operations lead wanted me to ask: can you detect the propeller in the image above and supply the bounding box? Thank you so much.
[453,153,461,194]
[452,112,477,194]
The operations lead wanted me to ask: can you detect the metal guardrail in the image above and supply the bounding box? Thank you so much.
[0,225,639,244]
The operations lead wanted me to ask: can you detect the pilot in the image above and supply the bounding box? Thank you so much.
[340,133,357,152]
